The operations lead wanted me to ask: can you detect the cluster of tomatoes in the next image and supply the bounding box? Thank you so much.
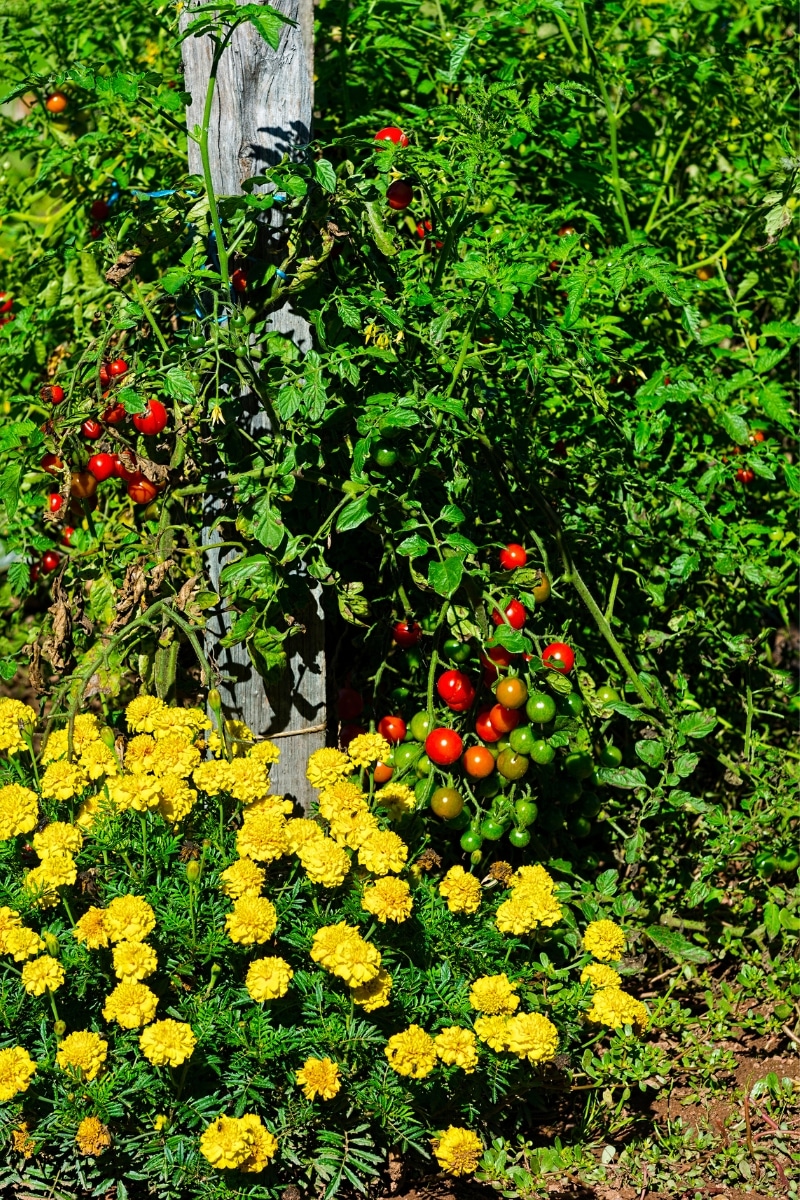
[0,291,14,329]
[33,359,169,577]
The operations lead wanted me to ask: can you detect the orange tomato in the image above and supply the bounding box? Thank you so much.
[461,745,495,779]
[488,703,521,734]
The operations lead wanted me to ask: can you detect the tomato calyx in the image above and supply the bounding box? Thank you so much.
[392,620,421,648]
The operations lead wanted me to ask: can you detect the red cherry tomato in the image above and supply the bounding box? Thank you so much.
[0,293,12,314]
[88,453,115,482]
[499,543,527,570]
[89,226,102,240]
[113,454,140,482]
[557,223,576,236]
[446,683,476,713]
[488,703,520,734]
[90,199,110,222]
[99,364,111,386]
[737,467,755,484]
[231,268,248,293]
[392,620,421,648]
[70,471,98,500]
[475,710,502,743]
[41,550,61,572]
[108,357,128,377]
[48,493,63,513]
[425,727,463,766]
[81,418,103,440]
[416,218,433,239]
[45,91,68,114]
[749,430,765,444]
[491,598,526,630]
[378,715,407,744]
[128,478,158,504]
[374,126,409,148]
[436,669,472,704]
[41,384,65,404]
[337,687,364,722]
[542,641,575,673]
[103,403,127,425]
[386,180,413,210]
[30,565,40,583]
[41,453,63,475]
[373,761,394,784]
[132,398,168,436]
[61,526,74,546]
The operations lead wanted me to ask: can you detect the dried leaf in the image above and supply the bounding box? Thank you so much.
[105,249,141,287]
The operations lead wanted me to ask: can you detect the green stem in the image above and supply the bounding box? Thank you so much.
[198,35,233,290]
[426,599,451,723]
[644,125,692,235]
[130,277,170,353]
[744,681,754,763]
[141,815,148,881]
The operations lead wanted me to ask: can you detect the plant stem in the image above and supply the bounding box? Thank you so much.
[130,277,170,353]
[198,34,233,290]
[644,125,692,235]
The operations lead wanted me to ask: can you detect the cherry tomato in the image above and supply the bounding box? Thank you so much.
[599,744,622,768]
[132,399,168,436]
[508,725,536,755]
[596,685,620,706]
[128,479,158,504]
[103,403,127,425]
[749,429,765,444]
[70,471,98,499]
[447,684,476,713]
[508,827,531,848]
[99,363,111,386]
[61,526,74,546]
[565,751,594,780]
[431,787,464,820]
[696,266,714,281]
[373,761,394,785]
[437,669,473,704]
[41,453,63,474]
[461,745,495,778]
[409,711,433,742]
[495,677,528,710]
[442,637,472,664]
[542,641,575,673]
[41,550,60,572]
[532,572,551,603]
[475,710,502,743]
[337,687,364,722]
[480,817,506,840]
[390,744,419,774]
[89,225,102,240]
[390,685,411,704]
[579,793,602,818]
[88,453,115,482]
[737,467,755,484]
[45,91,69,114]
[529,739,555,766]
[90,199,110,222]
[460,831,483,853]
[562,779,583,806]
[754,850,777,880]
[415,754,432,777]
[557,223,576,236]
[231,268,248,292]
[373,443,398,468]
[47,493,63,513]
[499,542,527,570]
[526,692,557,724]
[775,849,800,872]
[108,357,128,377]
[514,799,538,827]
[393,620,421,648]
[489,703,520,734]
[560,691,584,718]
[0,293,12,314]
[497,750,529,781]
[113,454,140,482]
[387,180,413,210]
[570,815,592,839]
[30,565,40,583]
[491,598,526,629]
[425,728,463,766]
[81,418,103,440]
[378,715,407,743]
[483,643,514,667]
[375,126,409,148]
[42,384,65,404]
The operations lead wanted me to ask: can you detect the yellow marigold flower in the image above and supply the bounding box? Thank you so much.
[317,778,364,816]
[112,940,157,982]
[298,837,351,887]
[473,1015,510,1052]
[56,1031,108,1080]
[504,1012,559,1062]
[126,695,167,733]
[306,747,352,789]
[192,759,231,794]
[149,735,201,779]
[25,856,76,906]
[75,1116,112,1156]
[102,981,159,1028]
[432,1126,483,1176]
[286,817,325,853]
[73,907,109,949]
[237,1114,278,1173]
[249,792,293,816]
[248,739,280,765]
[11,1121,35,1157]
[495,889,563,936]
[79,740,118,780]
[245,956,293,1002]
[108,773,161,813]
[469,973,520,1015]
[104,895,156,943]
[361,876,413,923]
[0,905,22,951]
[21,954,65,995]
[310,922,382,986]
[509,865,556,894]
[434,1027,478,1073]
[207,719,254,758]
[0,698,36,755]
[224,756,270,804]
[351,967,392,1011]
[124,735,157,774]
[4,926,44,961]
[358,828,408,875]
[328,807,378,849]
[40,760,88,802]
[587,986,649,1031]
[41,715,104,763]
[296,1056,341,1100]
[237,807,288,862]
[153,705,210,737]
[200,1114,277,1172]
[75,796,102,830]
[220,857,265,899]
[439,866,481,915]
[157,773,197,824]
[0,1046,37,1100]
[32,821,83,860]
[580,963,622,990]
[41,729,69,763]
[347,732,391,770]
[583,919,625,962]
[0,783,39,840]
[385,1025,437,1079]
[375,782,416,820]
[139,1019,196,1066]
[225,896,277,945]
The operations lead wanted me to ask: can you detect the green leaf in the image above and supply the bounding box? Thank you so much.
[396,533,430,558]
[0,462,22,519]
[336,494,372,532]
[335,295,361,329]
[162,368,195,401]
[248,625,287,684]
[238,3,296,49]
[678,711,717,739]
[428,557,464,597]
[251,495,285,550]
[365,201,397,256]
[595,766,647,789]
[314,158,337,194]
[646,924,712,964]
[719,410,749,444]
[595,869,618,897]
[609,701,650,721]
[219,554,276,589]
[635,739,665,768]
[489,623,531,654]
[759,382,794,430]
[763,902,781,940]
[119,387,146,415]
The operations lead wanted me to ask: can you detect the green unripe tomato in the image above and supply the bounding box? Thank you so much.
[415,754,432,777]
[775,849,800,872]
[460,830,483,853]
[478,197,497,215]
[514,798,538,827]
[497,750,530,781]
[526,692,557,724]
[596,685,620,706]
[565,751,594,780]
[404,649,422,672]
[373,443,398,468]
[392,743,421,772]
[409,711,432,742]
[508,827,531,848]
[480,817,506,841]
[599,744,622,768]
[560,691,584,718]
[578,792,602,818]
[230,311,249,328]
[187,333,206,350]
[390,685,411,704]
[431,787,465,819]
[509,725,537,754]
[442,636,472,663]
[476,775,502,800]
[562,779,583,805]
[754,851,777,880]
[448,808,471,830]
[530,739,555,766]
[570,815,592,839]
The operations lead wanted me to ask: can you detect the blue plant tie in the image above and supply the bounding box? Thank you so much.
[274,192,287,205]
[275,269,288,280]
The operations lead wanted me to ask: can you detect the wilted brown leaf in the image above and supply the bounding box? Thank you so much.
[105,249,141,287]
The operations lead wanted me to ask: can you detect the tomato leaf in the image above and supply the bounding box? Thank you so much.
[595,767,647,789]
[635,739,665,768]
[162,367,195,401]
[428,557,464,597]
[314,158,337,194]
[678,711,717,739]
[336,494,372,532]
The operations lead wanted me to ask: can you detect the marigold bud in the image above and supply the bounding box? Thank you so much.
[43,933,60,957]
[185,861,201,883]
[207,688,222,710]
[54,1020,66,1036]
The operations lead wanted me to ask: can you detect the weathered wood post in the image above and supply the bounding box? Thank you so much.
[181,0,325,806]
